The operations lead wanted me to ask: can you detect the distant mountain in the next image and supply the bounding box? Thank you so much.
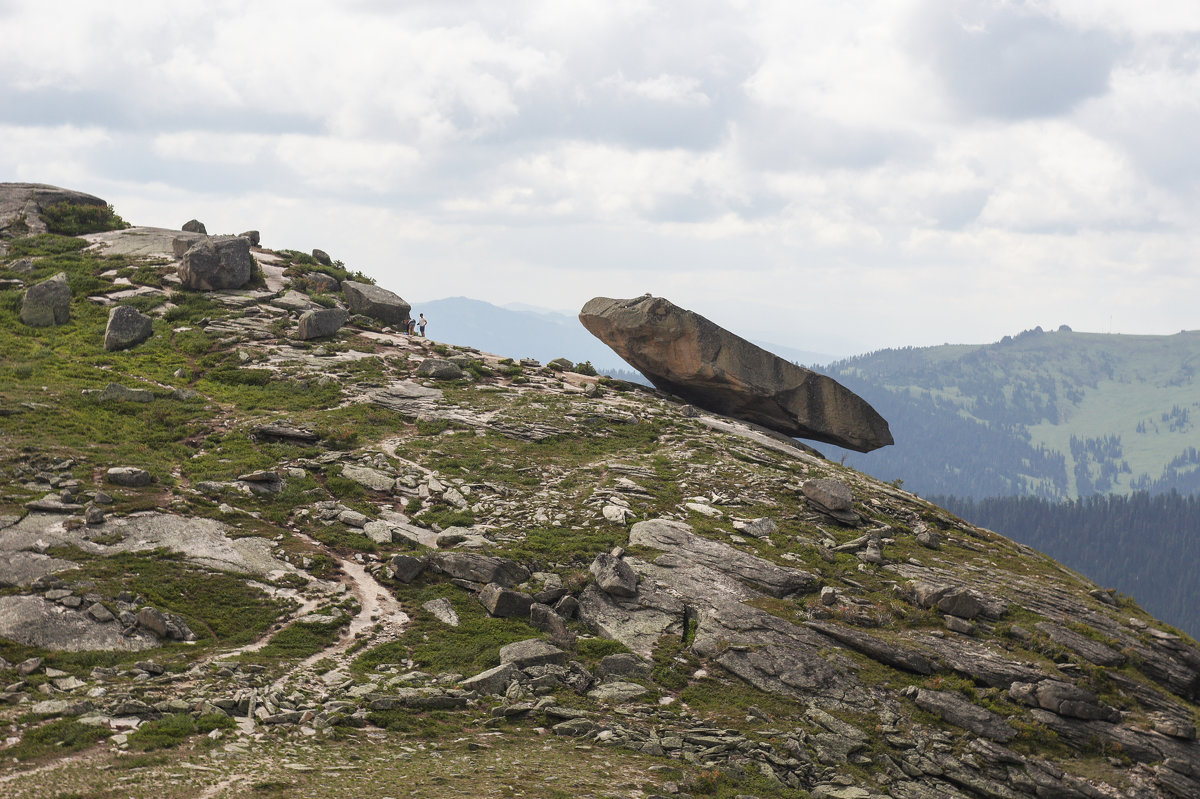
[814,326,1200,500]
[409,297,625,370]
[413,296,837,374]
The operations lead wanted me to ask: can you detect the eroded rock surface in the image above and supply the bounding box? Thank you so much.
[579,295,893,451]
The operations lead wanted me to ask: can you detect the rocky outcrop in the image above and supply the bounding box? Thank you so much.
[579,295,893,451]
[341,280,410,327]
[178,236,254,290]
[0,182,107,238]
[20,271,71,327]
[104,305,153,350]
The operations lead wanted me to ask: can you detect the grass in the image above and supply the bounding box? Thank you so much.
[50,549,289,650]
[354,579,542,675]
[4,718,110,761]
[241,616,348,664]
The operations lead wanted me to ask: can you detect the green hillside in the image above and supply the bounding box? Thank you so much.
[819,326,1200,500]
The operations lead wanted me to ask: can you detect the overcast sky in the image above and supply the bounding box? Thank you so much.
[4,1,1199,356]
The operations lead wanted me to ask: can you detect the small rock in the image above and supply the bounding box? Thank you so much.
[106,466,151,487]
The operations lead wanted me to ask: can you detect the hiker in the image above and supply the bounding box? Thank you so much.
[418,313,427,337]
[406,317,416,335]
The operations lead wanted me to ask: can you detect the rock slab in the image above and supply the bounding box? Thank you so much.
[579,295,892,451]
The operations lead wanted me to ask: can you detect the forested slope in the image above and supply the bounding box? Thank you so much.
[815,326,1200,500]
[937,491,1200,638]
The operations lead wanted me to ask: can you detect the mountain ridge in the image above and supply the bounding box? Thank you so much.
[1,185,1199,798]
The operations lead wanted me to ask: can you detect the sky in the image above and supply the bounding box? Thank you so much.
[4,0,1200,357]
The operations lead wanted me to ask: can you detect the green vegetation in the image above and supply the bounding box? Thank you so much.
[3,718,110,760]
[355,581,541,675]
[40,201,130,236]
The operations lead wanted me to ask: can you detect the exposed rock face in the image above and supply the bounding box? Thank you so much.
[341,280,411,326]
[104,305,153,351]
[20,271,71,327]
[178,236,254,290]
[0,183,107,238]
[297,307,348,340]
[579,295,893,452]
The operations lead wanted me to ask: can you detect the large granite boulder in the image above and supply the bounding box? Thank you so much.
[20,272,71,327]
[579,295,893,452]
[0,183,107,238]
[297,307,348,340]
[341,280,410,327]
[104,305,153,350]
[178,236,254,290]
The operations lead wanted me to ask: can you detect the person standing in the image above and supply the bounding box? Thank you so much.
[418,313,427,337]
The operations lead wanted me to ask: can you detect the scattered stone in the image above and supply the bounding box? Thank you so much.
[421,597,460,627]
[104,305,154,351]
[733,517,778,539]
[479,583,534,618]
[97,383,154,403]
[499,639,565,669]
[106,466,151,487]
[341,464,395,492]
[588,681,648,703]
[20,272,71,327]
[427,553,530,588]
[461,663,521,695]
[387,554,426,583]
[801,479,861,525]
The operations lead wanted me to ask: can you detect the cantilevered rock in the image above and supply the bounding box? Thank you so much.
[579,295,893,452]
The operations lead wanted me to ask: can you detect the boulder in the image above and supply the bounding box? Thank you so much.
[106,466,151,487]
[104,305,153,351]
[312,248,333,265]
[421,597,459,627]
[181,219,207,234]
[499,639,565,669]
[579,295,892,451]
[306,272,339,293]
[20,272,71,327]
[178,236,254,290]
[416,358,464,380]
[589,552,638,597]
[341,280,410,326]
[387,554,426,583]
[479,583,534,618]
[297,307,348,340]
[427,552,529,588]
[239,230,260,246]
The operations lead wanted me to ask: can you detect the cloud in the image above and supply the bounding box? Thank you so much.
[909,0,1125,119]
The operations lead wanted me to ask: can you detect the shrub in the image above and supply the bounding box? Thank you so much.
[41,202,130,236]
[573,361,598,376]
